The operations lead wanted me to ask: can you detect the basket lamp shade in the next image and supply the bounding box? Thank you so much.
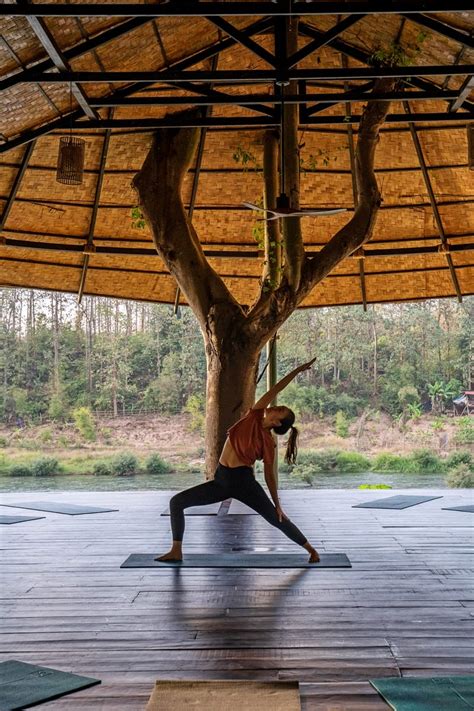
[56,136,85,185]
[469,124,474,171]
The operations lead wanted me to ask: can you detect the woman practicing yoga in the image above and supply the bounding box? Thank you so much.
[157,358,320,564]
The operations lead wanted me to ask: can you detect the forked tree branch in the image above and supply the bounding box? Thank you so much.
[296,77,398,303]
[132,121,244,330]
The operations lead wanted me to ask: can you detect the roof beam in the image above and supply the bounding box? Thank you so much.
[1,2,473,17]
[0,141,36,232]
[401,13,474,49]
[299,21,474,113]
[450,75,474,112]
[0,18,151,92]
[2,236,472,259]
[91,88,461,107]
[20,65,474,83]
[65,112,473,131]
[403,100,463,302]
[23,14,98,119]
[206,17,277,67]
[0,16,273,153]
[287,15,365,69]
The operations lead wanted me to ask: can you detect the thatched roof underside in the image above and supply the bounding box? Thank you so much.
[0,3,473,308]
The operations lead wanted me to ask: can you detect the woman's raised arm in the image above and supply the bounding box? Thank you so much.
[252,358,316,410]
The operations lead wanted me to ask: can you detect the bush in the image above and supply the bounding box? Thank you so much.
[335,451,370,473]
[0,436,7,448]
[296,449,340,471]
[454,417,474,445]
[371,452,411,472]
[39,429,53,444]
[93,462,112,476]
[446,451,473,471]
[409,449,445,473]
[291,463,319,487]
[146,453,172,475]
[48,392,68,422]
[73,407,96,442]
[359,484,392,490]
[398,385,420,408]
[8,464,32,477]
[446,463,474,488]
[111,452,139,476]
[30,457,60,477]
[184,394,205,432]
[335,410,349,438]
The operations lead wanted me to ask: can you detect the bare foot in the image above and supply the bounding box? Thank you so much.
[308,548,320,564]
[155,550,182,562]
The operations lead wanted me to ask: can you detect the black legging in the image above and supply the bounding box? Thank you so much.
[168,463,308,546]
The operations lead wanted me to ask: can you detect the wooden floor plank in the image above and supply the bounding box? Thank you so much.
[0,489,472,709]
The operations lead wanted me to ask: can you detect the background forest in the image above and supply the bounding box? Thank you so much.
[1,289,473,425]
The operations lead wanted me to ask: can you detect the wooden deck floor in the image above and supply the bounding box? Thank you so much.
[1,488,473,710]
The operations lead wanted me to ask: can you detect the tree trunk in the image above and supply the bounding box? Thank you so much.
[205,338,260,478]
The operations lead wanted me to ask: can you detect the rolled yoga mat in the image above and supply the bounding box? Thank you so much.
[0,501,118,515]
[353,495,443,510]
[0,660,100,711]
[145,680,301,711]
[442,505,474,513]
[160,503,221,516]
[370,675,474,711]
[121,553,351,569]
[0,515,45,525]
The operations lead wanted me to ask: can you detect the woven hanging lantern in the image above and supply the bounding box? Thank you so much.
[468,124,474,171]
[56,136,85,185]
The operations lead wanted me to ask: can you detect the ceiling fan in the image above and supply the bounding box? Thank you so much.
[242,90,347,221]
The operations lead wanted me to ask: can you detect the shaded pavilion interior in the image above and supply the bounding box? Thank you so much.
[1,3,474,709]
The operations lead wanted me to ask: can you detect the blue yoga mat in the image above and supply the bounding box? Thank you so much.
[1,501,118,515]
[121,552,351,569]
[370,675,474,711]
[0,515,45,525]
[161,503,221,516]
[353,495,442,510]
[0,660,100,711]
[442,505,474,513]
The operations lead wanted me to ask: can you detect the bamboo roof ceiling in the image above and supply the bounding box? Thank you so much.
[0,1,473,308]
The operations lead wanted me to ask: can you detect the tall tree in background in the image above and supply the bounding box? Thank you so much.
[133,19,397,476]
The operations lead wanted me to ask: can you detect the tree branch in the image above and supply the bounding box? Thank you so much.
[132,118,243,328]
[297,77,398,303]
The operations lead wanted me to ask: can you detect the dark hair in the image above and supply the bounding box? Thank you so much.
[272,408,299,465]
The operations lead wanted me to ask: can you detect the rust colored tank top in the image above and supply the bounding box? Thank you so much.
[227,408,276,467]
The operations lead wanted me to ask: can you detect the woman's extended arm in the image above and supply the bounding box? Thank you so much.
[264,462,288,522]
[253,357,316,410]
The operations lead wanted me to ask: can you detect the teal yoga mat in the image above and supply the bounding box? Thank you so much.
[370,676,474,711]
[121,553,351,569]
[0,660,100,711]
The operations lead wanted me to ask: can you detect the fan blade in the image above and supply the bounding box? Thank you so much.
[303,208,347,216]
[242,201,264,212]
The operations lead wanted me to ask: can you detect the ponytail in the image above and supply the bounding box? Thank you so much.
[272,408,298,464]
[284,426,299,466]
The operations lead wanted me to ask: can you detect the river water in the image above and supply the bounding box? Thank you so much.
[0,470,447,493]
